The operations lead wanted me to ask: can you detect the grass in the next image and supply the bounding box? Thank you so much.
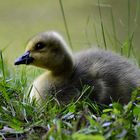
[0,58,140,140]
[0,0,140,140]
[58,0,73,50]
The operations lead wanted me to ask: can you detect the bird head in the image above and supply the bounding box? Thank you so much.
[14,31,73,75]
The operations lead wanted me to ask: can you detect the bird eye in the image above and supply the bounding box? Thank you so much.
[35,42,45,50]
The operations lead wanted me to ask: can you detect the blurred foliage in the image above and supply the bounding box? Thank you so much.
[0,0,140,65]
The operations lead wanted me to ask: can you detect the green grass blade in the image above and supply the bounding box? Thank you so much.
[93,22,100,48]
[127,0,133,57]
[98,0,107,50]
[0,50,6,82]
[85,16,92,47]
[127,0,131,38]
[58,0,73,50]
[110,7,118,51]
[127,33,133,57]
[134,0,140,24]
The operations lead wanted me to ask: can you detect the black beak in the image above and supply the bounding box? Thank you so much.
[14,51,34,65]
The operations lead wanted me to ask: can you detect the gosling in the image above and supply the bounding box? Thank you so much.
[14,31,140,105]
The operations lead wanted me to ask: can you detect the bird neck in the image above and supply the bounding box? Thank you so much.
[50,55,74,79]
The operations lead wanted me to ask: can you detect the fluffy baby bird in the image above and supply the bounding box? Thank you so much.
[15,31,140,105]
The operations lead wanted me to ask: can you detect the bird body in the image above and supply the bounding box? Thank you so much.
[15,31,140,105]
